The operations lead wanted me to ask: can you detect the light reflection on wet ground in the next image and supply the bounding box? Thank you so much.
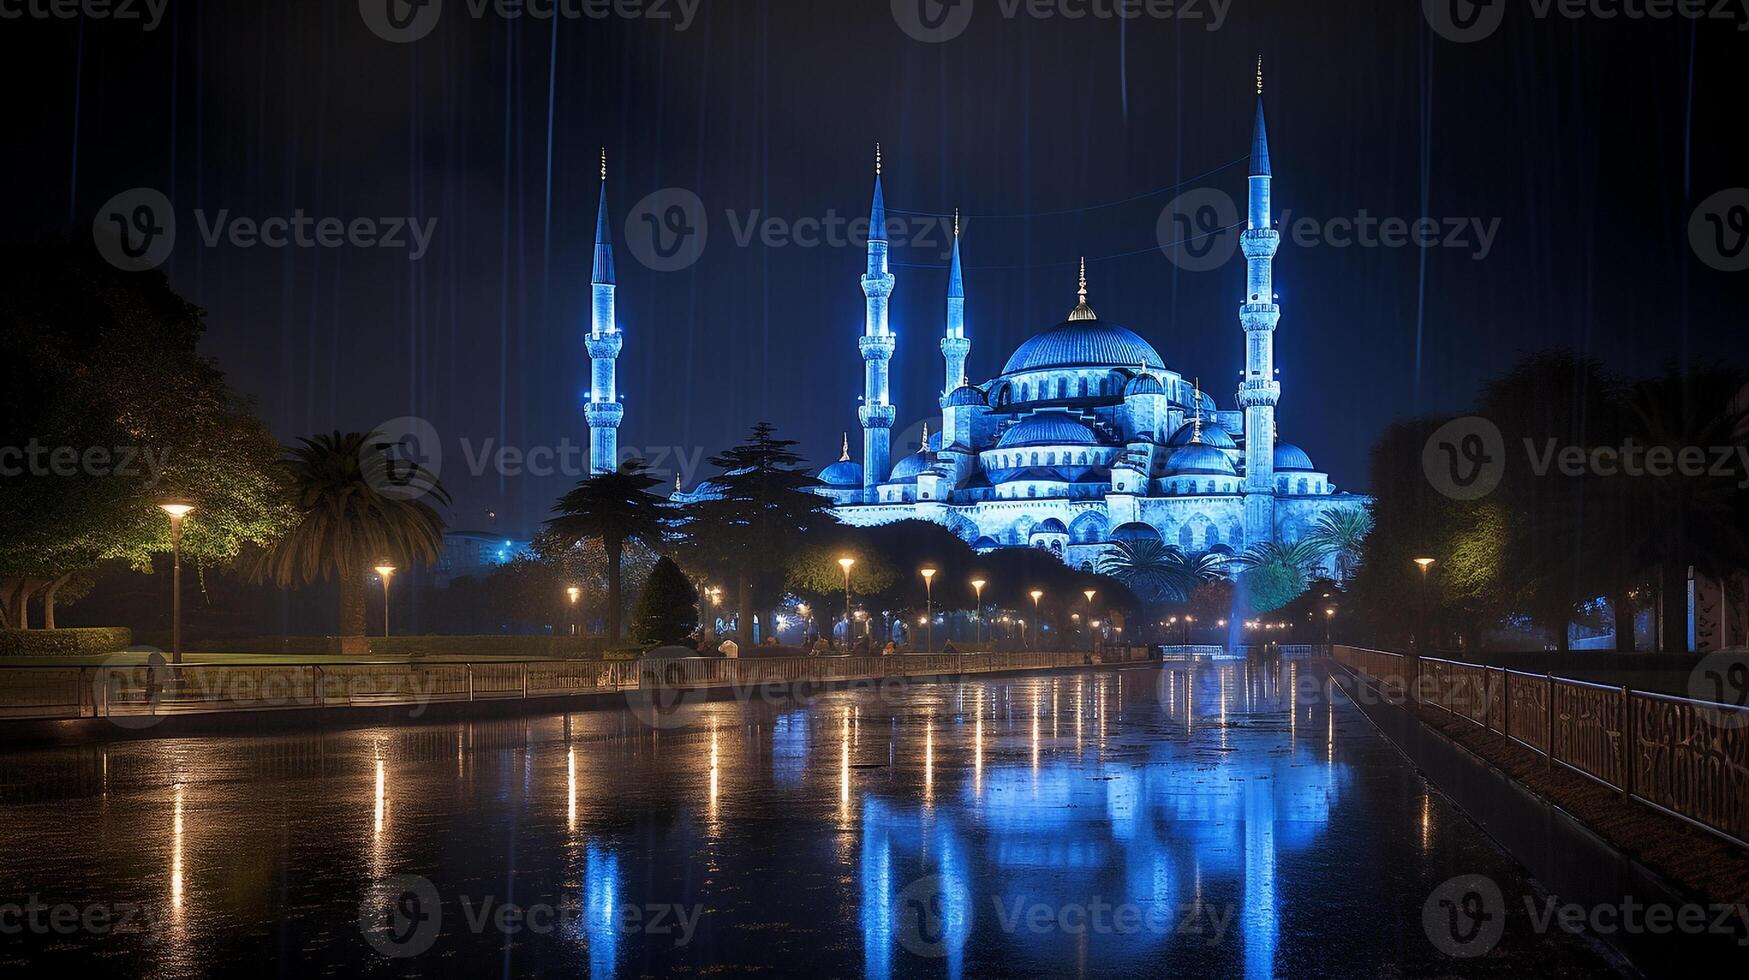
[0,659,1617,977]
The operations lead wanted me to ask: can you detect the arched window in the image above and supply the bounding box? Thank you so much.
[1031,452,1040,466]
[1079,451,1089,465]
[1055,378,1067,399]
[1179,525,1194,551]
[1297,479,1309,495]
[1046,452,1056,466]
[1020,382,1030,401]
[1027,485,1037,497]
[1078,378,1089,397]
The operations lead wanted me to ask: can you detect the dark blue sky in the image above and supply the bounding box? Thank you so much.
[5,0,1741,535]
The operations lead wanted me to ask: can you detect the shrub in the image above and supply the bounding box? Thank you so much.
[1239,562,1308,614]
[0,627,133,658]
[632,556,699,647]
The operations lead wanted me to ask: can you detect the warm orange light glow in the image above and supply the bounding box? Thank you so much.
[158,502,194,519]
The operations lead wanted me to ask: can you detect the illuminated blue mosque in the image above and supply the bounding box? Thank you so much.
[807,88,1367,571]
[606,83,1368,572]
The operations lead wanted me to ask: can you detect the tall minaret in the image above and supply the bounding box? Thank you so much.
[940,210,969,396]
[585,148,624,475]
[858,143,897,492]
[1238,59,1282,544]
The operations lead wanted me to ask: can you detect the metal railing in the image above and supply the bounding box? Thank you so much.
[1331,645,1749,850]
[0,649,1145,724]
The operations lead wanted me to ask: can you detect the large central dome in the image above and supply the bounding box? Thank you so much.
[1002,317,1166,375]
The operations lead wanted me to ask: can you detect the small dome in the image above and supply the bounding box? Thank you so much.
[1125,373,1167,396]
[1033,518,1068,535]
[1002,319,1166,375]
[1166,421,1236,450]
[1167,443,1237,476]
[996,413,1098,449]
[943,384,987,407]
[1110,522,1162,544]
[818,459,863,487]
[888,448,935,483]
[1274,442,1315,472]
[972,536,1000,552]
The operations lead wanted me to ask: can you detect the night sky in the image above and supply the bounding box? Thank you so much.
[4,0,1741,536]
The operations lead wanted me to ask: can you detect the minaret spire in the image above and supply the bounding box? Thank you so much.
[1238,66,1283,544]
[586,150,625,474]
[1192,377,1204,444]
[1068,256,1097,321]
[840,433,852,462]
[858,145,898,493]
[941,209,970,400]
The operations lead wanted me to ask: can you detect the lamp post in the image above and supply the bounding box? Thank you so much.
[1414,557,1436,651]
[920,567,936,652]
[158,502,194,666]
[1083,588,1097,651]
[970,578,986,650]
[373,562,398,637]
[838,557,856,645]
[1325,606,1336,645]
[1029,590,1044,650]
[798,603,812,642]
[566,585,580,636]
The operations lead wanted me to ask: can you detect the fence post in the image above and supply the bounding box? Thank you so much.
[1620,685,1633,798]
[1545,673,1555,769]
[467,663,475,702]
[521,664,529,700]
[1501,670,1510,742]
[313,665,325,708]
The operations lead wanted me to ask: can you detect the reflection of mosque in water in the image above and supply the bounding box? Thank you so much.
[809,662,1349,979]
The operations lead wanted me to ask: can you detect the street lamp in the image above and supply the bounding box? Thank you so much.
[1325,606,1336,644]
[373,562,398,637]
[566,585,580,636]
[1082,588,1097,652]
[1029,590,1044,650]
[920,567,937,652]
[158,502,194,666]
[970,578,986,649]
[839,557,856,645]
[798,603,812,641]
[1414,557,1437,651]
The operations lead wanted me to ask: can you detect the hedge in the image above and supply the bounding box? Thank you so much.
[0,627,134,658]
[189,634,614,659]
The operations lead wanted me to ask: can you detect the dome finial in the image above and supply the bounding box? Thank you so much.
[875,141,882,177]
[1256,56,1263,96]
[953,207,960,238]
[840,432,851,462]
[1068,256,1098,321]
[600,147,607,182]
[921,421,930,448]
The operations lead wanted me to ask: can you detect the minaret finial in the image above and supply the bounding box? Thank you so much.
[875,141,882,177]
[840,433,851,462]
[1192,377,1204,444]
[600,146,607,181]
[921,421,930,448]
[675,472,682,492]
[1256,56,1263,96]
[953,208,960,238]
[1067,256,1098,320]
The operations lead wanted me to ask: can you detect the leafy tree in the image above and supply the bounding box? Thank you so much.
[248,431,449,636]
[683,424,836,642]
[1239,561,1307,615]
[545,462,671,642]
[632,556,700,647]
[0,237,293,628]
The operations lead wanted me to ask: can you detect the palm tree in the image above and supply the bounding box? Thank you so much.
[1098,540,1223,602]
[1306,507,1373,583]
[1233,539,1328,577]
[546,461,671,643]
[250,431,449,636]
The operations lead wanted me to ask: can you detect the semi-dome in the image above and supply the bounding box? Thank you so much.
[889,447,935,483]
[1002,319,1166,375]
[995,413,1098,449]
[1110,522,1162,543]
[1125,373,1167,396]
[1167,443,1237,475]
[818,459,863,487]
[943,384,987,407]
[1033,518,1068,535]
[1274,442,1315,471]
[1167,420,1236,450]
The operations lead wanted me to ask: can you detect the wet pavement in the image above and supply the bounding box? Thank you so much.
[0,659,1624,978]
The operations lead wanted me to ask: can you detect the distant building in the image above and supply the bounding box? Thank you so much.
[435,531,530,588]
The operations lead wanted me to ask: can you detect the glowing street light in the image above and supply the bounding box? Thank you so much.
[1029,590,1044,650]
[1414,557,1437,651]
[970,578,987,649]
[373,562,398,637]
[566,585,580,635]
[158,502,194,665]
[920,567,937,652]
[839,557,856,642]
